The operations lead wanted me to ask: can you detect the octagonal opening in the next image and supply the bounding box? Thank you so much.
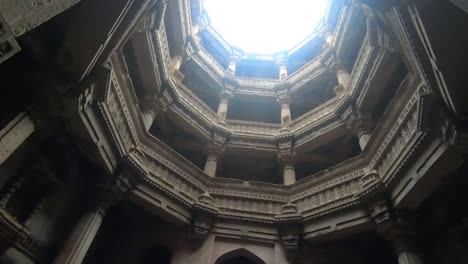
[203,0,330,54]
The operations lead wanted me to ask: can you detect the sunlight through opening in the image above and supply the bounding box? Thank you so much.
[203,0,330,54]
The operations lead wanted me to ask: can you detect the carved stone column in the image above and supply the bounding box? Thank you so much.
[171,56,184,82]
[278,134,296,185]
[53,174,134,264]
[217,78,237,122]
[280,101,292,126]
[335,64,351,92]
[204,152,218,177]
[275,83,292,127]
[346,110,374,150]
[394,237,423,264]
[204,133,225,177]
[227,48,242,75]
[385,217,423,264]
[283,162,296,186]
[274,52,288,80]
[217,96,230,121]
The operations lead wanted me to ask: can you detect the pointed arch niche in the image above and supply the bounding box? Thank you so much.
[215,248,266,264]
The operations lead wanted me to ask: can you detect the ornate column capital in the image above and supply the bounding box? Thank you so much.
[277,135,296,167]
[274,83,292,103]
[346,110,374,136]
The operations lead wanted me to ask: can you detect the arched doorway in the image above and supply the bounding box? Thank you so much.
[215,248,266,264]
[138,245,172,264]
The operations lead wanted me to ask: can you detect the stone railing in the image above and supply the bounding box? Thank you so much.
[290,97,341,133]
[181,40,330,98]
[288,57,324,86]
[174,81,219,123]
[235,77,279,89]
[226,119,280,136]
[196,46,226,78]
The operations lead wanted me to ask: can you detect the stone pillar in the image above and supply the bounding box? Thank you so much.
[334,64,351,95]
[275,83,292,128]
[390,230,423,264]
[141,109,155,131]
[52,202,106,264]
[217,85,235,122]
[279,64,288,80]
[227,48,242,75]
[378,211,423,264]
[53,175,133,264]
[283,162,296,186]
[347,112,373,150]
[217,97,229,121]
[0,112,34,166]
[280,102,292,125]
[336,65,351,89]
[171,56,184,82]
[278,135,295,185]
[274,52,288,80]
[204,153,218,177]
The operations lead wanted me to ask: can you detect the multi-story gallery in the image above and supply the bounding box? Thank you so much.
[0,0,467,263]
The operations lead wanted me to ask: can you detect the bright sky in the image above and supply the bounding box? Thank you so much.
[203,0,329,54]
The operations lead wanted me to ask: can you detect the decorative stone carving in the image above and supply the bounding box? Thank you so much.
[192,193,217,240]
[345,109,374,150]
[0,11,20,64]
[149,0,167,31]
[278,223,303,260]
